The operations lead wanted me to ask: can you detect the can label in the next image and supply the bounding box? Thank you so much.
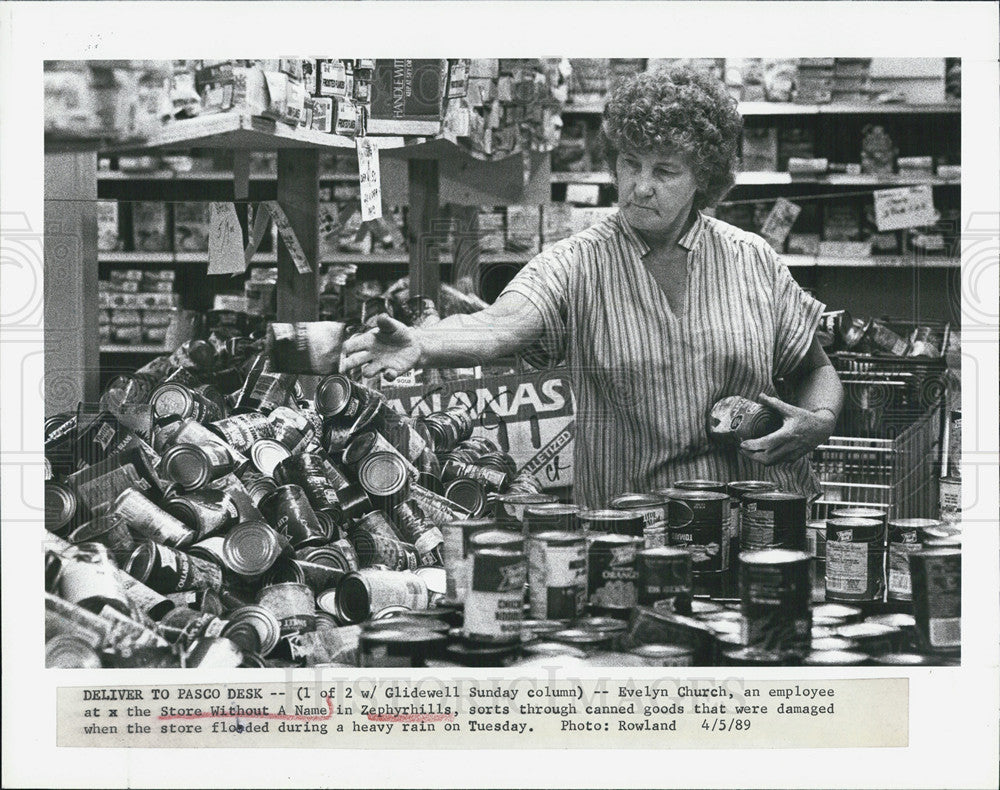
[915,554,961,649]
[888,543,918,600]
[643,526,667,549]
[59,559,127,608]
[668,500,728,574]
[366,574,429,615]
[464,555,526,641]
[742,506,777,549]
[740,558,811,653]
[588,543,638,610]
[825,540,868,595]
[528,540,586,619]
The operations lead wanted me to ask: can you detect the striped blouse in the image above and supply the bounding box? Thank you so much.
[502,209,825,509]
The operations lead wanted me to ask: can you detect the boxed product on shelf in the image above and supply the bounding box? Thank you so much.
[795,59,835,104]
[541,203,573,249]
[476,207,505,253]
[505,205,541,254]
[786,233,821,256]
[132,201,171,252]
[778,127,815,171]
[823,200,862,241]
[896,156,935,177]
[109,308,141,326]
[370,59,446,121]
[173,202,210,252]
[97,201,120,251]
[136,292,179,309]
[861,125,897,175]
[741,126,779,172]
[110,325,143,345]
[140,308,174,328]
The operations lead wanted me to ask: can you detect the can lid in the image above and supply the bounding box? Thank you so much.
[888,517,943,529]
[551,628,611,646]
[125,541,159,583]
[530,529,585,545]
[222,521,282,576]
[630,643,695,658]
[830,507,887,520]
[444,477,487,517]
[150,383,194,420]
[468,529,524,552]
[743,491,805,504]
[44,482,78,531]
[866,613,916,630]
[162,497,201,530]
[665,490,729,502]
[578,508,638,522]
[608,493,667,509]
[521,619,573,635]
[638,546,690,561]
[250,439,291,477]
[522,641,587,659]
[525,503,580,517]
[413,566,447,596]
[336,573,372,623]
[673,479,726,492]
[360,627,446,650]
[726,480,779,497]
[316,588,339,617]
[45,635,103,668]
[162,444,212,490]
[263,557,307,586]
[811,636,856,652]
[740,548,811,566]
[812,603,864,621]
[574,616,628,633]
[495,492,557,506]
[359,452,409,498]
[723,647,792,665]
[836,622,899,640]
[802,649,868,666]
[587,531,640,548]
[225,605,280,655]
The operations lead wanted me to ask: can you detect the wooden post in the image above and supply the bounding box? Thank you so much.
[44,150,100,414]
[407,158,441,302]
[276,149,319,322]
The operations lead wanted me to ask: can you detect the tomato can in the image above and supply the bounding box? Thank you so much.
[587,534,640,618]
[463,549,526,643]
[607,493,669,548]
[528,530,587,619]
[825,517,885,602]
[887,518,939,602]
[909,548,960,654]
[739,549,812,655]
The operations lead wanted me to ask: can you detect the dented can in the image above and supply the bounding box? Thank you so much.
[336,569,429,624]
[126,541,224,595]
[463,549,526,643]
[607,493,669,548]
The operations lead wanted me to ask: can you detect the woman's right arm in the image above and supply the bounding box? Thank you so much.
[340,290,545,380]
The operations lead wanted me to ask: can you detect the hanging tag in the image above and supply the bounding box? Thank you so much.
[760,197,802,248]
[263,201,312,273]
[208,202,248,275]
[356,137,382,221]
[244,203,271,265]
[873,185,937,231]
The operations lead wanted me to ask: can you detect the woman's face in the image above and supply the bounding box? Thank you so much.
[616,148,700,238]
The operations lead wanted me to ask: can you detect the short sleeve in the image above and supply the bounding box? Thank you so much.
[499,244,574,368]
[769,247,826,379]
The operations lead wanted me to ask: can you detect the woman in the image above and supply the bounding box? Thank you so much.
[342,67,843,508]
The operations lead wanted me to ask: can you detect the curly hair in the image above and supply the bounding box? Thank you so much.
[602,67,743,210]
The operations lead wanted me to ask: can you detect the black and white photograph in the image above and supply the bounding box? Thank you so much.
[2,2,997,789]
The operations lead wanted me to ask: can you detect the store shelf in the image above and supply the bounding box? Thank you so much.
[784,254,958,268]
[562,100,959,117]
[100,345,168,354]
[551,171,959,187]
[98,251,412,266]
[98,170,360,182]
[107,112,418,153]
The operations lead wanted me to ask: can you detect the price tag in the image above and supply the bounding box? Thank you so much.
[565,182,600,206]
[356,137,383,222]
[208,202,248,275]
[760,197,801,248]
[873,185,937,231]
[263,201,312,274]
[244,203,271,265]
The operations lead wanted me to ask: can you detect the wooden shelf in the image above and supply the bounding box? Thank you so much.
[562,100,960,117]
[105,112,421,153]
[98,170,360,182]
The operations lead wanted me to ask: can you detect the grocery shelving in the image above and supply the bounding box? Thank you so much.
[563,100,961,116]
[98,170,361,183]
[552,171,961,187]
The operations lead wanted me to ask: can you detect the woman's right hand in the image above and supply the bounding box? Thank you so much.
[340,314,422,382]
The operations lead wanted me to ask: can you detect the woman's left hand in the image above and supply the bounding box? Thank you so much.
[739,393,836,466]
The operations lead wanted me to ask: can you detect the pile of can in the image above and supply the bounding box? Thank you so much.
[43,334,960,668]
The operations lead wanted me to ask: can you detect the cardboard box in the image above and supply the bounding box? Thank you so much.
[132,202,170,252]
[318,60,349,97]
[97,201,120,251]
[370,59,446,121]
[172,202,210,252]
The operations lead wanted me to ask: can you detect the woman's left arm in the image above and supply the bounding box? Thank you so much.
[739,335,844,466]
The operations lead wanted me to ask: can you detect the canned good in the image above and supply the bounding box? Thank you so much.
[636,547,692,606]
[524,503,581,535]
[249,438,292,477]
[870,652,934,666]
[127,541,224,595]
[208,413,274,454]
[161,442,234,491]
[336,569,430,624]
[172,418,250,471]
[68,513,136,567]
[629,643,696,667]
[349,529,420,571]
[909,548,960,654]
[411,482,471,523]
[527,530,587,620]
[222,605,281,655]
[441,458,508,493]
[444,477,488,517]
[709,396,782,442]
[57,543,132,615]
[150,383,223,423]
[268,406,317,454]
[825,517,885,602]
[157,606,228,647]
[236,354,297,413]
[354,509,403,542]
[222,521,287,577]
[299,542,360,574]
[391,500,442,554]
[673,479,727,493]
[801,649,868,666]
[314,374,371,419]
[865,319,909,356]
[463,549,526,643]
[665,490,730,579]
[162,489,241,540]
[441,518,496,603]
[256,582,316,636]
[357,452,411,509]
[740,492,807,551]
[358,627,446,668]
[519,641,587,660]
[468,529,524,554]
[739,549,812,655]
[45,482,83,536]
[607,493,669,548]
[727,480,778,546]
[830,506,887,532]
[550,628,614,654]
[493,491,557,524]
[835,622,902,655]
[242,471,279,508]
[46,634,104,668]
[259,484,328,549]
[577,508,642,537]
[112,488,194,547]
[887,518,939,602]
[271,454,343,514]
[587,534,640,618]
[723,647,799,667]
